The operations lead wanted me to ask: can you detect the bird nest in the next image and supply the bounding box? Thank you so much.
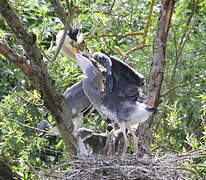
[43,149,206,180]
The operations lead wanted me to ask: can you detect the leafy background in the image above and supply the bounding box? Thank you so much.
[0,0,205,178]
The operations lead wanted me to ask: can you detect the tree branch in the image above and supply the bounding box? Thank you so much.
[147,0,176,106]
[0,41,25,64]
[142,0,155,45]
[125,44,151,55]
[84,31,144,39]
[137,0,176,156]
[75,7,128,17]
[0,0,81,158]
[169,0,196,86]
[48,0,75,62]
[51,16,71,62]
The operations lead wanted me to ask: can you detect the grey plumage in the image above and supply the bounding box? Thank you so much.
[74,52,155,154]
[56,26,155,155]
[63,80,94,129]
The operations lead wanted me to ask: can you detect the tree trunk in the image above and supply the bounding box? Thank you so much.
[0,0,79,158]
[137,0,176,156]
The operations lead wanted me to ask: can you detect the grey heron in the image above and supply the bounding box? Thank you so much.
[56,26,155,154]
[69,46,155,154]
[56,26,112,132]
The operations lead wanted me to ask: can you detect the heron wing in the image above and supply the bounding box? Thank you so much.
[110,56,144,86]
[63,80,92,116]
[108,56,144,101]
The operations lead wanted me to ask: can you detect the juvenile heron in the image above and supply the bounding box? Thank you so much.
[71,49,155,154]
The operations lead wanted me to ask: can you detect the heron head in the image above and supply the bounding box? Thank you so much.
[93,52,114,94]
[67,25,83,44]
[56,25,82,58]
[93,52,112,73]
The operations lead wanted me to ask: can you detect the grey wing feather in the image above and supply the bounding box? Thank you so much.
[110,56,145,87]
[109,56,145,101]
[63,80,92,116]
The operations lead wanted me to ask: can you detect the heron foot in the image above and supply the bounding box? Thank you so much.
[122,139,129,155]
[77,151,89,159]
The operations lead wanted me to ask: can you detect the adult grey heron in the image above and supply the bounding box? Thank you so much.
[56,26,112,131]
[56,26,155,154]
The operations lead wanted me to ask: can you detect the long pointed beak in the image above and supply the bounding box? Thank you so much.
[70,41,79,54]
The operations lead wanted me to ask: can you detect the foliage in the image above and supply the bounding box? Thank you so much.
[0,0,205,178]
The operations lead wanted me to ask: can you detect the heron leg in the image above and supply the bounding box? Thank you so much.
[102,130,115,156]
[127,125,138,153]
[72,125,88,157]
[118,120,129,155]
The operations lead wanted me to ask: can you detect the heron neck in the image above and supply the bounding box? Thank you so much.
[75,54,97,76]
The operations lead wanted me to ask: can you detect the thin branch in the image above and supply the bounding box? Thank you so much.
[84,31,144,39]
[75,7,128,17]
[109,0,116,12]
[0,41,31,75]
[12,118,53,135]
[176,0,196,61]
[0,0,79,157]
[169,29,192,86]
[161,80,183,96]
[0,41,25,64]
[15,92,44,106]
[48,0,67,23]
[178,29,192,59]
[178,0,196,47]
[125,44,151,55]
[169,0,197,86]
[48,0,75,62]
[122,0,154,57]
[142,0,155,45]
[114,46,126,57]
[49,0,75,62]
[51,16,71,62]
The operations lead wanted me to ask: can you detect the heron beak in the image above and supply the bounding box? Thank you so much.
[70,41,79,54]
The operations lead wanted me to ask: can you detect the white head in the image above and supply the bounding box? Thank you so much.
[56,26,83,59]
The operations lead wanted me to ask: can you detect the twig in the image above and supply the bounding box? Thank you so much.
[161,80,183,96]
[51,16,71,62]
[122,0,154,57]
[75,7,128,17]
[15,92,44,106]
[84,31,144,39]
[179,0,196,47]
[125,44,151,55]
[114,46,126,57]
[49,0,75,62]
[109,0,116,12]
[11,118,52,135]
[168,0,197,88]
[142,0,155,45]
